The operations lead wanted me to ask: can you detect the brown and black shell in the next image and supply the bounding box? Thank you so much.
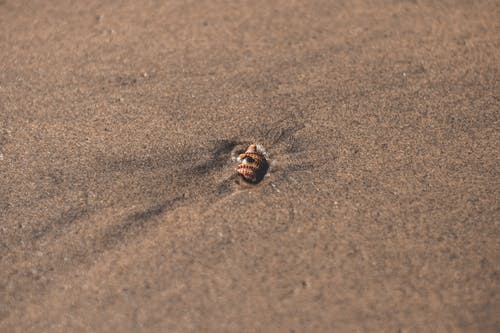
[236,144,268,183]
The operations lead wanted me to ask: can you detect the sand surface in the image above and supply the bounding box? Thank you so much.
[1,1,499,332]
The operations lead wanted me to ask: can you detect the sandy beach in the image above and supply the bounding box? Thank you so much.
[1,0,499,331]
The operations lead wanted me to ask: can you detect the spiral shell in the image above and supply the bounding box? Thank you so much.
[236,144,268,183]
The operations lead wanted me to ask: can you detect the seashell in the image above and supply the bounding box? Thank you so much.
[236,144,268,183]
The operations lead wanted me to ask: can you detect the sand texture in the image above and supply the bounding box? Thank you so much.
[1,0,499,332]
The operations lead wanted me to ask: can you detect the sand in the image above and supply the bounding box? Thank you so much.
[0,0,499,332]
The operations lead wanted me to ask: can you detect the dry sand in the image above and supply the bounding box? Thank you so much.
[1,0,499,332]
